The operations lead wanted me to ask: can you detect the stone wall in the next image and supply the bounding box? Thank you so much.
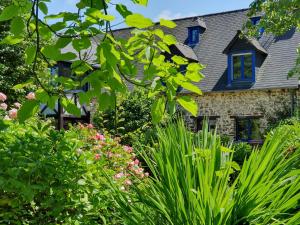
[185,88,299,139]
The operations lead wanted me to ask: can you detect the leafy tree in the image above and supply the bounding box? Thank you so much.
[0,0,32,105]
[247,0,300,77]
[0,0,205,123]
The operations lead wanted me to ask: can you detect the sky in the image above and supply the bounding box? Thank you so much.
[47,0,254,28]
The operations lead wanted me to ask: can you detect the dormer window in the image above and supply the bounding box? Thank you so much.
[188,26,200,46]
[250,16,265,37]
[228,51,256,85]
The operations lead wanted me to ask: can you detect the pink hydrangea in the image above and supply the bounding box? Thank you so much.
[8,108,18,119]
[134,159,139,165]
[123,145,133,153]
[124,179,132,186]
[114,172,124,179]
[0,103,8,110]
[87,124,94,129]
[107,151,113,158]
[95,133,105,141]
[13,102,21,109]
[0,92,7,102]
[94,153,101,160]
[26,92,36,100]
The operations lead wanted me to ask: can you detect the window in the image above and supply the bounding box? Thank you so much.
[195,116,218,132]
[250,16,264,37]
[188,27,200,46]
[228,51,255,84]
[235,117,262,143]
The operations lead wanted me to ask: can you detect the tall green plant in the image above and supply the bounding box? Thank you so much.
[110,120,300,225]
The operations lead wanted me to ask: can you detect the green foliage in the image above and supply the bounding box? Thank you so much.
[93,89,155,146]
[0,117,147,224]
[110,120,300,224]
[232,142,253,166]
[247,0,300,77]
[0,0,205,123]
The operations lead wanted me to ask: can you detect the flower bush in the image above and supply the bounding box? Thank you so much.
[0,116,147,224]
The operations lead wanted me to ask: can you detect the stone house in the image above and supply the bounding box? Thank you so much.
[55,8,299,142]
[114,8,300,143]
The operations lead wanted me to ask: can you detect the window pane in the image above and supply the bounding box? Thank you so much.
[250,119,262,140]
[233,55,241,80]
[236,119,248,140]
[244,54,253,79]
[189,28,199,44]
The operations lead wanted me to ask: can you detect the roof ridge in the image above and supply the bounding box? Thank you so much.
[113,8,249,32]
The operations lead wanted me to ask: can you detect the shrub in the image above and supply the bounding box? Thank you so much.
[0,118,147,224]
[110,120,300,225]
[92,89,155,146]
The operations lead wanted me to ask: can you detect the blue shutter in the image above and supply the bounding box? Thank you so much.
[252,51,256,82]
[227,54,232,86]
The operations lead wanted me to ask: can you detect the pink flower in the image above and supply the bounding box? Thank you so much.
[13,102,21,109]
[0,103,7,110]
[123,145,133,153]
[8,108,18,119]
[87,124,94,129]
[134,159,139,165]
[124,179,132,186]
[114,172,124,179]
[95,133,105,141]
[94,153,101,160]
[0,92,7,102]
[145,172,149,177]
[107,151,113,158]
[26,92,36,100]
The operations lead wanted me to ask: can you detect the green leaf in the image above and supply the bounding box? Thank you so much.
[131,0,148,6]
[39,2,48,15]
[0,36,23,45]
[125,14,153,29]
[163,34,177,45]
[18,100,40,123]
[176,96,198,116]
[71,60,92,76]
[172,55,188,65]
[98,92,115,111]
[12,80,33,90]
[25,46,37,65]
[116,4,132,18]
[50,22,66,32]
[85,8,115,21]
[10,17,25,36]
[35,89,49,102]
[61,98,81,117]
[72,37,91,51]
[180,82,202,95]
[41,46,77,61]
[151,96,165,124]
[160,19,177,28]
[0,5,19,21]
[55,37,72,49]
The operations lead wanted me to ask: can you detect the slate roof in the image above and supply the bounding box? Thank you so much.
[223,30,268,55]
[62,8,299,93]
[113,8,300,93]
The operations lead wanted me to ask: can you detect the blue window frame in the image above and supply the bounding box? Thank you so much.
[188,26,200,46]
[235,117,262,143]
[250,16,265,37]
[227,51,256,86]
